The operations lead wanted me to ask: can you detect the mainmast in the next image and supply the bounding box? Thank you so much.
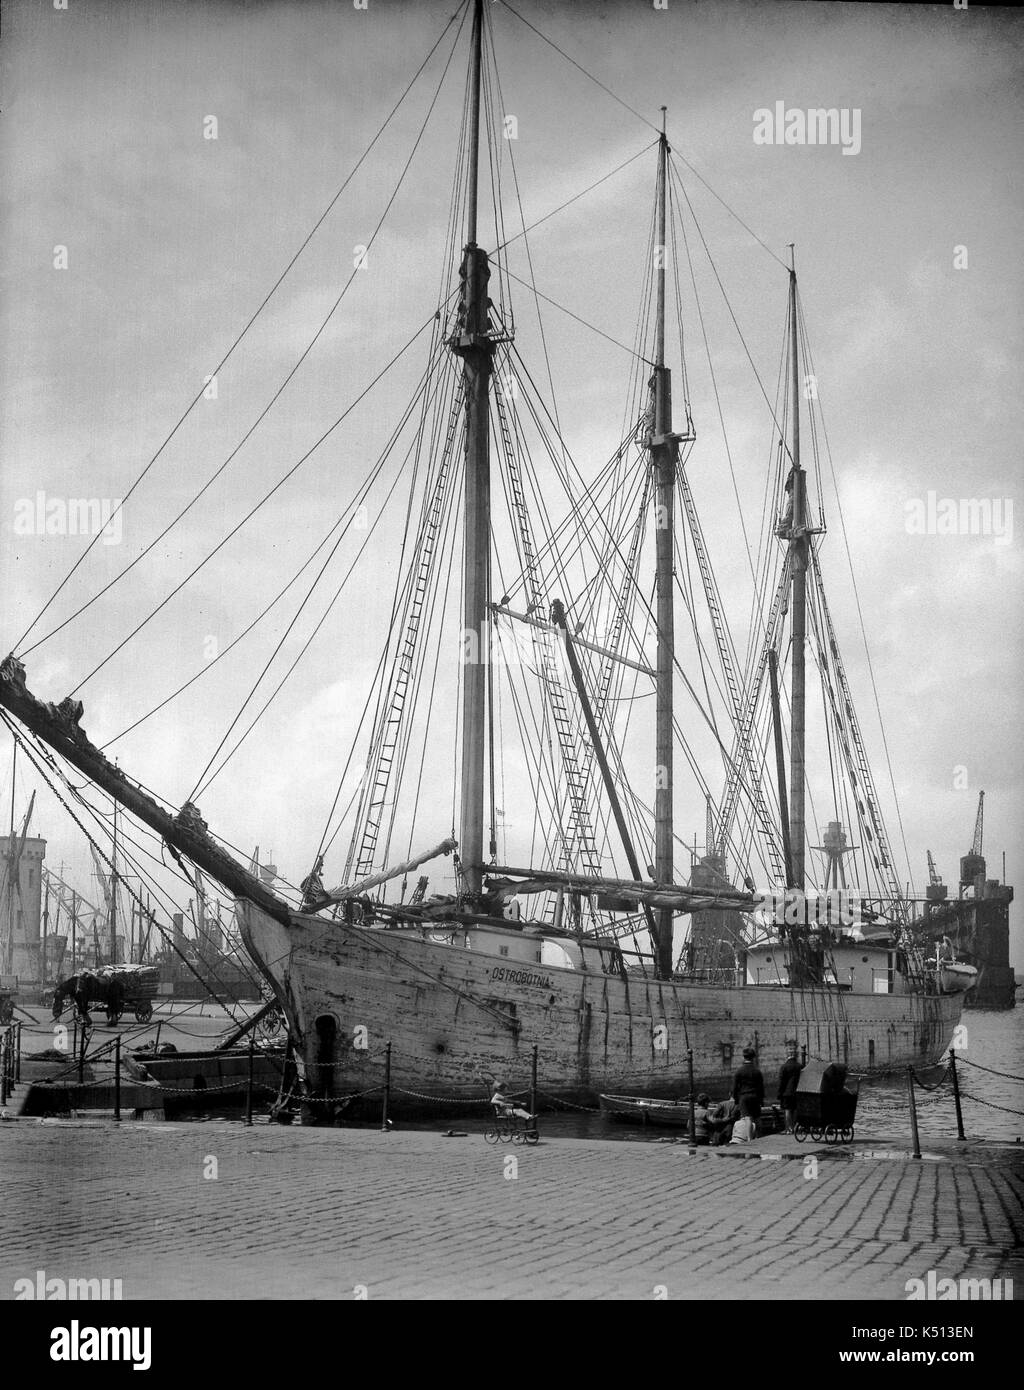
[453,0,494,896]
[787,250,807,889]
[651,111,678,979]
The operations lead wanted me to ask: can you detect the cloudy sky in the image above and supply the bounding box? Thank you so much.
[1,0,1021,966]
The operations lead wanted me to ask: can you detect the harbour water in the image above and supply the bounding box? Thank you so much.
[853,1004,1024,1145]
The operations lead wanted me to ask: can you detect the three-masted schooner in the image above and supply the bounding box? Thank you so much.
[1,0,969,1116]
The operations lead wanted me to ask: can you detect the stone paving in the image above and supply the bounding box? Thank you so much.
[1,1116,1021,1300]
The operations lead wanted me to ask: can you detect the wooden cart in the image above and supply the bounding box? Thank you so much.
[0,974,16,1025]
[90,965,160,1023]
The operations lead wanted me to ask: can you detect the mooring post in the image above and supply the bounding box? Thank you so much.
[78,1019,86,1085]
[687,1049,696,1148]
[381,1040,392,1132]
[948,1048,966,1142]
[245,1034,255,1127]
[114,1034,121,1121]
[907,1067,922,1160]
[14,1020,21,1083]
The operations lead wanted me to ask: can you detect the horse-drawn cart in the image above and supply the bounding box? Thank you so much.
[0,974,17,1024]
[99,965,159,1023]
[53,965,160,1026]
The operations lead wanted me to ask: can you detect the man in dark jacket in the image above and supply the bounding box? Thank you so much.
[777,1039,803,1133]
[731,1047,765,1128]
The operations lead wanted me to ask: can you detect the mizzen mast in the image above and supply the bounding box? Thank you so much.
[452,0,494,897]
[650,110,679,979]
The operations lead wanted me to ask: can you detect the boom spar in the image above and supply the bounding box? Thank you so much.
[0,656,293,926]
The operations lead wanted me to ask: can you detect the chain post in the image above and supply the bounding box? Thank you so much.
[948,1048,966,1142]
[907,1066,922,1160]
[687,1049,696,1148]
[381,1041,392,1131]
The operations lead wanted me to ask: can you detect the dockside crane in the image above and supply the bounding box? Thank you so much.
[959,791,986,894]
[925,850,947,904]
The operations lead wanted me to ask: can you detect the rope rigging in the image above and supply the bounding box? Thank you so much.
[0,0,930,995]
[44,18,467,699]
[64,308,443,698]
[189,334,455,804]
[12,1,471,661]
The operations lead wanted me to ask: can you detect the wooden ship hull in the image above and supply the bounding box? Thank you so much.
[237,900,965,1116]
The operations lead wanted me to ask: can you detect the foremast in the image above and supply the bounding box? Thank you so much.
[451,0,493,897]
[650,111,679,980]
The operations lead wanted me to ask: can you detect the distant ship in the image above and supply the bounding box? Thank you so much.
[916,809,1015,1011]
[0,0,973,1116]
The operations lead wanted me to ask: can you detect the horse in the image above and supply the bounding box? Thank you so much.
[51,972,126,1027]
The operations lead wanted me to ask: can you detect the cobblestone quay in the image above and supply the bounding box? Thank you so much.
[1,1119,1020,1301]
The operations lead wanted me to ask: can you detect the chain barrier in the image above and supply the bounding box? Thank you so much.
[535,1088,600,1114]
[25,1025,1017,1126]
[299,1050,392,1069]
[286,1086,385,1106]
[956,1056,1024,1084]
[910,1065,951,1093]
[30,1077,386,1101]
[391,1087,488,1105]
[44,1076,249,1095]
[957,1089,1024,1119]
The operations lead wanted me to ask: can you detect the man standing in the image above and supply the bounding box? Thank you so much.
[731,1046,765,1132]
[778,1039,803,1134]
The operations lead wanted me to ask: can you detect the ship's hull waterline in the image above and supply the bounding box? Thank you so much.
[237,901,964,1116]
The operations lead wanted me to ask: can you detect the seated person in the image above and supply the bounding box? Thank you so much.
[490,1084,534,1121]
[693,1092,712,1143]
[729,1114,757,1144]
[707,1099,738,1146]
